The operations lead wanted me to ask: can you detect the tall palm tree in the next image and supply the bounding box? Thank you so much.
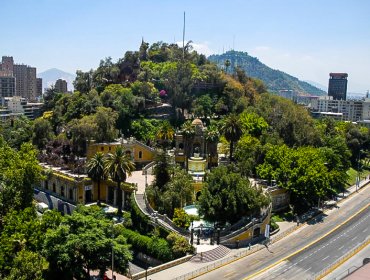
[221,113,242,160]
[205,124,220,168]
[104,147,135,216]
[181,120,195,169]
[156,121,175,149]
[86,152,105,206]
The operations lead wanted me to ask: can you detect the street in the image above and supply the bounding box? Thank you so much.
[195,186,370,280]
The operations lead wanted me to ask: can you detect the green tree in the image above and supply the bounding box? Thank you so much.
[156,121,174,149]
[95,107,119,143]
[104,147,135,216]
[172,208,191,229]
[221,113,243,160]
[1,116,33,150]
[4,250,46,280]
[256,145,337,211]
[198,166,269,224]
[32,117,54,149]
[43,206,132,279]
[0,142,43,220]
[86,152,106,205]
[181,120,195,168]
[239,111,268,137]
[192,95,213,119]
[162,167,193,216]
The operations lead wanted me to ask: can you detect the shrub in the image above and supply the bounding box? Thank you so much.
[119,227,173,262]
[172,208,191,229]
[166,232,193,258]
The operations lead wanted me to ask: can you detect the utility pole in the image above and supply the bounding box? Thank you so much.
[182,11,186,60]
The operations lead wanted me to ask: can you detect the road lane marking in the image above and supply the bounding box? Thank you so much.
[245,203,369,280]
[351,236,357,241]
[322,256,330,261]
[363,228,368,233]
[338,245,344,250]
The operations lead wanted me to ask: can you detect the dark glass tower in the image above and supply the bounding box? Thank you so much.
[328,73,348,100]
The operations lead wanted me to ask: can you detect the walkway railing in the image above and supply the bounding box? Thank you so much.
[143,192,190,237]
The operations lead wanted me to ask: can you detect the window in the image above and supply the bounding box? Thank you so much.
[61,186,65,197]
[69,188,73,200]
[101,147,104,151]
[45,180,48,189]
[138,151,142,159]
[109,146,111,151]
[52,183,56,193]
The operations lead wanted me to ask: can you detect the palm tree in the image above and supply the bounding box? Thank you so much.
[86,152,105,206]
[104,147,135,216]
[181,121,195,169]
[205,124,220,168]
[221,113,242,160]
[156,121,175,149]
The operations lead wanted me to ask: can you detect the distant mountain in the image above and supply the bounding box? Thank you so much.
[304,80,327,92]
[208,51,326,96]
[37,68,76,92]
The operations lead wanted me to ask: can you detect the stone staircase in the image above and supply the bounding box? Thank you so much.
[135,193,150,215]
[190,245,231,263]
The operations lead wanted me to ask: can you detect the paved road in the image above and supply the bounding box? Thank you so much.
[322,244,370,280]
[253,206,370,279]
[195,187,370,280]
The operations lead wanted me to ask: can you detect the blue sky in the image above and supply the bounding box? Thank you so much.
[1,0,370,93]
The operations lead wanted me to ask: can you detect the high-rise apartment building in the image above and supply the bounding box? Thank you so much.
[0,76,16,98]
[0,56,16,98]
[328,73,348,100]
[0,56,39,101]
[37,78,43,96]
[54,79,68,93]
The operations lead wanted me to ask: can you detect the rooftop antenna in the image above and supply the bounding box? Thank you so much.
[233,35,235,50]
[182,11,186,60]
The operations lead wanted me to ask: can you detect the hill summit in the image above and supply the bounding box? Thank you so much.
[208,50,326,96]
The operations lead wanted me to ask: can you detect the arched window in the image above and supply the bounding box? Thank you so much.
[61,186,65,197]
[69,188,73,200]
[179,143,184,149]
[138,151,143,159]
[45,180,49,189]
[125,150,131,157]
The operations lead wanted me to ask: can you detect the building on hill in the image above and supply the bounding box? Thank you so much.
[54,78,68,93]
[174,119,218,198]
[37,138,156,211]
[328,73,348,101]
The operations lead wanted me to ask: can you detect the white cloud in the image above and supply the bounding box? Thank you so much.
[176,41,214,56]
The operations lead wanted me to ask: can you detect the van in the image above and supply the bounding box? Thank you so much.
[36,202,49,213]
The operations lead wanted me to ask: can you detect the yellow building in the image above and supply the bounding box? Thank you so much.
[87,138,155,166]
[39,138,156,209]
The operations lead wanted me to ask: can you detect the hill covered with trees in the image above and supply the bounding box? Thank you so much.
[208,50,326,96]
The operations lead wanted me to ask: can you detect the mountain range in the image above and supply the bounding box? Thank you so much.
[37,68,76,92]
[208,50,326,96]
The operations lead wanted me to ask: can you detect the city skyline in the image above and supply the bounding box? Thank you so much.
[2,0,370,93]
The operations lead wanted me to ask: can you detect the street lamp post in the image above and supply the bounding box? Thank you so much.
[111,244,114,280]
